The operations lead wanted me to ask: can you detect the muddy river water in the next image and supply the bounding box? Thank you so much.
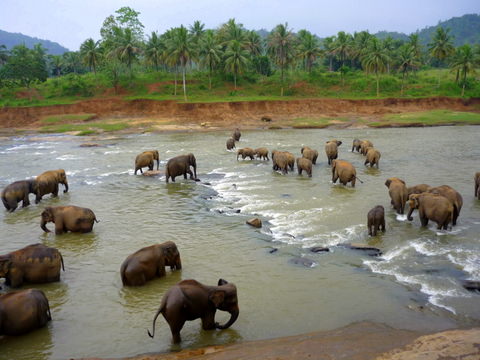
[1,126,479,359]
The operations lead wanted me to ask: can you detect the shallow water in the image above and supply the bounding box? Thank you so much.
[1,127,479,359]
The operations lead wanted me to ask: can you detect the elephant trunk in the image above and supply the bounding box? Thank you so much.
[63,181,69,193]
[156,158,159,170]
[216,306,239,330]
[407,206,415,221]
[174,256,182,270]
[41,219,51,233]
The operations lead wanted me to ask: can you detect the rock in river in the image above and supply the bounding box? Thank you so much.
[246,218,262,228]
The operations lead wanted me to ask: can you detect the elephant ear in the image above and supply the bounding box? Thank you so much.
[385,179,392,187]
[0,258,11,275]
[399,179,406,185]
[218,278,228,286]
[209,290,225,308]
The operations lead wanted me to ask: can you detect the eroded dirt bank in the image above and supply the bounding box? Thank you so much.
[1,97,479,129]
[78,322,480,360]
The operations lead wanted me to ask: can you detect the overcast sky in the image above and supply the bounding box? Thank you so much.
[1,0,479,51]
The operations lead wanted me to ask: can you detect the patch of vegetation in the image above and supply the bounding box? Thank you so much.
[40,121,129,135]
[378,110,480,126]
[287,117,346,128]
[40,113,96,124]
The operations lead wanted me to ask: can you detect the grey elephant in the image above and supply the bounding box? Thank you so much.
[135,150,160,175]
[237,147,255,160]
[226,138,236,150]
[296,157,312,177]
[367,205,385,236]
[301,146,319,164]
[271,150,289,174]
[1,179,36,212]
[254,147,269,160]
[325,140,342,165]
[34,169,68,203]
[232,128,241,141]
[165,153,198,183]
[352,139,362,152]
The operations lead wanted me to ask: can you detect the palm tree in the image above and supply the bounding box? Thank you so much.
[80,38,102,74]
[381,36,395,73]
[144,31,164,71]
[351,31,371,69]
[428,27,455,86]
[268,23,297,96]
[224,40,249,90]
[50,55,63,76]
[199,30,222,90]
[332,31,353,86]
[322,36,335,72]
[110,27,142,77]
[361,37,390,97]
[244,30,263,57]
[397,44,420,95]
[189,20,205,43]
[0,44,8,66]
[408,33,422,59]
[62,51,81,74]
[218,18,245,45]
[450,44,478,96]
[166,26,195,101]
[297,30,322,73]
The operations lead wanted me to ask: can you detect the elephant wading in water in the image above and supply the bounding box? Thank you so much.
[148,279,239,344]
[237,147,255,160]
[332,160,357,187]
[1,179,36,212]
[165,153,198,183]
[408,184,431,197]
[360,140,374,155]
[226,138,236,150]
[427,185,463,226]
[407,193,453,230]
[41,206,98,235]
[475,172,480,200]
[367,205,385,236]
[385,177,408,214]
[325,140,342,165]
[296,157,312,177]
[271,151,289,174]
[301,146,319,164]
[232,128,241,141]
[135,150,159,175]
[0,244,64,288]
[0,289,51,336]
[364,148,381,168]
[35,169,68,204]
[254,147,269,160]
[120,241,182,286]
[352,139,362,153]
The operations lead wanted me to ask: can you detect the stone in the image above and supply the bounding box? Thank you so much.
[142,170,163,177]
[79,143,100,147]
[246,218,262,228]
[344,243,382,256]
[462,280,480,292]
[269,248,278,254]
[310,246,330,253]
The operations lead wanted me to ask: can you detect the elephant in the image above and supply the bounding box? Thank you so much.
[284,151,295,171]
[237,147,255,160]
[41,205,98,235]
[135,150,159,175]
[407,193,453,230]
[1,179,36,212]
[385,177,408,214]
[165,153,198,183]
[427,185,463,226]
[332,159,356,187]
[367,205,385,236]
[407,184,431,197]
[232,128,241,141]
[296,157,312,177]
[0,244,64,288]
[34,169,68,204]
[364,147,381,168]
[226,138,236,150]
[360,140,374,155]
[254,147,269,160]
[271,151,289,174]
[0,289,51,336]
[120,241,182,286]
[301,146,319,164]
[148,278,239,344]
[325,140,342,165]
[476,172,480,200]
[352,139,362,153]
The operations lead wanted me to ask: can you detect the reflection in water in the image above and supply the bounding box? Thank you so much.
[0,128,479,358]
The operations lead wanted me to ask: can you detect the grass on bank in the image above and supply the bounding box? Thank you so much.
[40,113,96,124]
[40,120,129,135]
[370,110,480,127]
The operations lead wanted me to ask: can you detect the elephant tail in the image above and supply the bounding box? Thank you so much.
[94,216,99,223]
[1,195,9,210]
[147,304,165,338]
[60,253,65,271]
[353,175,364,184]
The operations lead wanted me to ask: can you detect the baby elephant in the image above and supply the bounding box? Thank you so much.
[367,205,385,236]
[148,279,239,343]
[41,205,98,235]
[120,241,182,286]
[254,147,269,160]
[296,157,312,177]
[237,147,255,160]
[0,244,64,288]
[226,138,236,150]
[1,179,36,212]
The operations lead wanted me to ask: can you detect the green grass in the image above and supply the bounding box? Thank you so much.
[376,110,480,127]
[40,121,129,135]
[41,113,96,124]
[287,117,346,128]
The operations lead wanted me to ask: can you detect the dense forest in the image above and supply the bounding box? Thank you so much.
[0,7,479,105]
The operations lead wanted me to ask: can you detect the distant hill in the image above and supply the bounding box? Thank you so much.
[0,29,69,55]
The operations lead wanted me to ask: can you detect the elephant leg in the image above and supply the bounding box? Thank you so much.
[351,177,356,188]
[201,313,216,330]
[381,219,386,232]
[7,199,18,212]
[163,313,186,344]
[332,173,338,184]
[35,193,42,204]
[22,194,30,207]
[364,159,368,166]
[452,207,459,226]
[187,169,194,180]
[420,216,429,227]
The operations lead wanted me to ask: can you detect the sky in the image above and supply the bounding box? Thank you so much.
[1,0,479,51]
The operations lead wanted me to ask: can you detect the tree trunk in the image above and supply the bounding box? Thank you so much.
[461,69,466,97]
[174,65,177,96]
[401,71,405,96]
[376,69,380,97]
[182,62,187,101]
[281,65,284,96]
[209,66,212,90]
[234,73,237,90]
[329,56,333,72]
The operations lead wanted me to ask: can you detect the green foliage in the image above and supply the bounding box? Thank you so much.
[1,44,48,87]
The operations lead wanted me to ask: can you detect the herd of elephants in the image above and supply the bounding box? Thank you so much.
[1,127,480,346]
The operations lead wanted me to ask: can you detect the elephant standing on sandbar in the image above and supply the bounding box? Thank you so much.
[407,193,453,230]
[325,140,342,165]
[41,205,98,235]
[165,153,198,183]
[0,244,64,288]
[120,241,182,286]
[0,289,51,336]
[385,177,408,214]
[135,150,159,175]
[1,179,36,212]
[148,279,239,343]
[332,160,357,187]
[34,169,68,204]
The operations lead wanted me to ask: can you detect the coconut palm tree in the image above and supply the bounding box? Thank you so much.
[361,37,390,97]
[166,26,196,101]
[332,31,353,86]
[428,27,455,86]
[0,44,8,66]
[322,36,335,72]
[397,44,420,95]
[80,38,102,75]
[224,40,249,90]
[199,29,222,90]
[189,20,205,44]
[268,23,297,96]
[50,55,63,76]
[351,31,371,69]
[450,44,478,96]
[144,31,164,71]
[110,27,142,77]
[408,33,422,59]
[218,18,245,46]
[297,30,322,73]
[244,30,263,57]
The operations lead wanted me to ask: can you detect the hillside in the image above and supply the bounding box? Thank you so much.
[0,29,69,55]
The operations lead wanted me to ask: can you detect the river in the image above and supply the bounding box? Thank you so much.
[0,126,479,359]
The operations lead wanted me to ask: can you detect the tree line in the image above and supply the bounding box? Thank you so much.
[0,7,479,97]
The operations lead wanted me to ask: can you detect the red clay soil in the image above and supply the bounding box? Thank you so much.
[1,97,479,130]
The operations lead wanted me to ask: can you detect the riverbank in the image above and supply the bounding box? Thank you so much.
[0,96,480,135]
[80,322,480,360]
